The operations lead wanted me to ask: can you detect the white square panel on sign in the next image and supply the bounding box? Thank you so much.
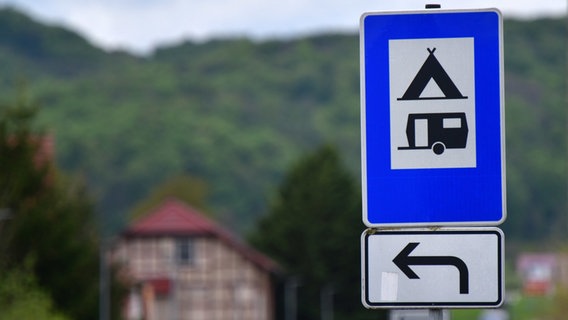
[389,37,476,169]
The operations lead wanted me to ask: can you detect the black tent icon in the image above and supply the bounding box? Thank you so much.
[397,48,467,100]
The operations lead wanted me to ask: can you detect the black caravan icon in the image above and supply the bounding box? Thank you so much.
[398,112,468,155]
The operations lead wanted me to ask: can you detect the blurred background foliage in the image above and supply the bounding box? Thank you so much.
[0,5,567,319]
[0,7,565,243]
[0,9,568,240]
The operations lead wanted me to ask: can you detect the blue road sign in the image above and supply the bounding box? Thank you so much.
[360,9,505,227]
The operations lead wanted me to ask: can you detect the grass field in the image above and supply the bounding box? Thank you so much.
[451,294,554,320]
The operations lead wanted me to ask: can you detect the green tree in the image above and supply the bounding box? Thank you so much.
[0,95,124,320]
[0,263,70,320]
[249,145,384,320]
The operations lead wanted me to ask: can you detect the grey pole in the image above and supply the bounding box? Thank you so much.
[99,239,110,320]
[425,6,444,319]
[285,277,299,320]
[320,284,334,320]
[429,309,444,320]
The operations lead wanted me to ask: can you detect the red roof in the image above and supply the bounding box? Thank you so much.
[123,198,279,273]
[125,199,219,236]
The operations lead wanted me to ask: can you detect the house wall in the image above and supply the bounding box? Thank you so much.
[557,254,568,287]
[114,236,274,320]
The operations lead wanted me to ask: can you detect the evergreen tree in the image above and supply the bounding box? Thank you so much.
[249,145,385,320]
[0,95,123,320]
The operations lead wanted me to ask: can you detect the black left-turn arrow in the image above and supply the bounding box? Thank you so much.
[393,242,469,294]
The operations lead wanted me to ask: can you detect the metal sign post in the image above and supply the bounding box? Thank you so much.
[359,7,506,319]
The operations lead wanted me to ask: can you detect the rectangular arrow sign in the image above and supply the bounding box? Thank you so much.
[362,228,504,308]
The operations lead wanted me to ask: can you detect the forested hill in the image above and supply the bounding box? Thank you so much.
[0,7,565,241]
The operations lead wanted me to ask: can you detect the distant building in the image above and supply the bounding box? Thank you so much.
[113,198,280,320]
[557,253,568,286]
[517,253,557,296]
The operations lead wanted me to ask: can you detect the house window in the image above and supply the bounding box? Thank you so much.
[176,237,194,266]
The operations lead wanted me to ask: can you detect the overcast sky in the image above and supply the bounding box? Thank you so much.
[0,0,565,54]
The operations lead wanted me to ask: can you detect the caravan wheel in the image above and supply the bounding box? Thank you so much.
[432,142,445,155]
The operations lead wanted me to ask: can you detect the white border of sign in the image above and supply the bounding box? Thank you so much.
[361,227,504,308]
